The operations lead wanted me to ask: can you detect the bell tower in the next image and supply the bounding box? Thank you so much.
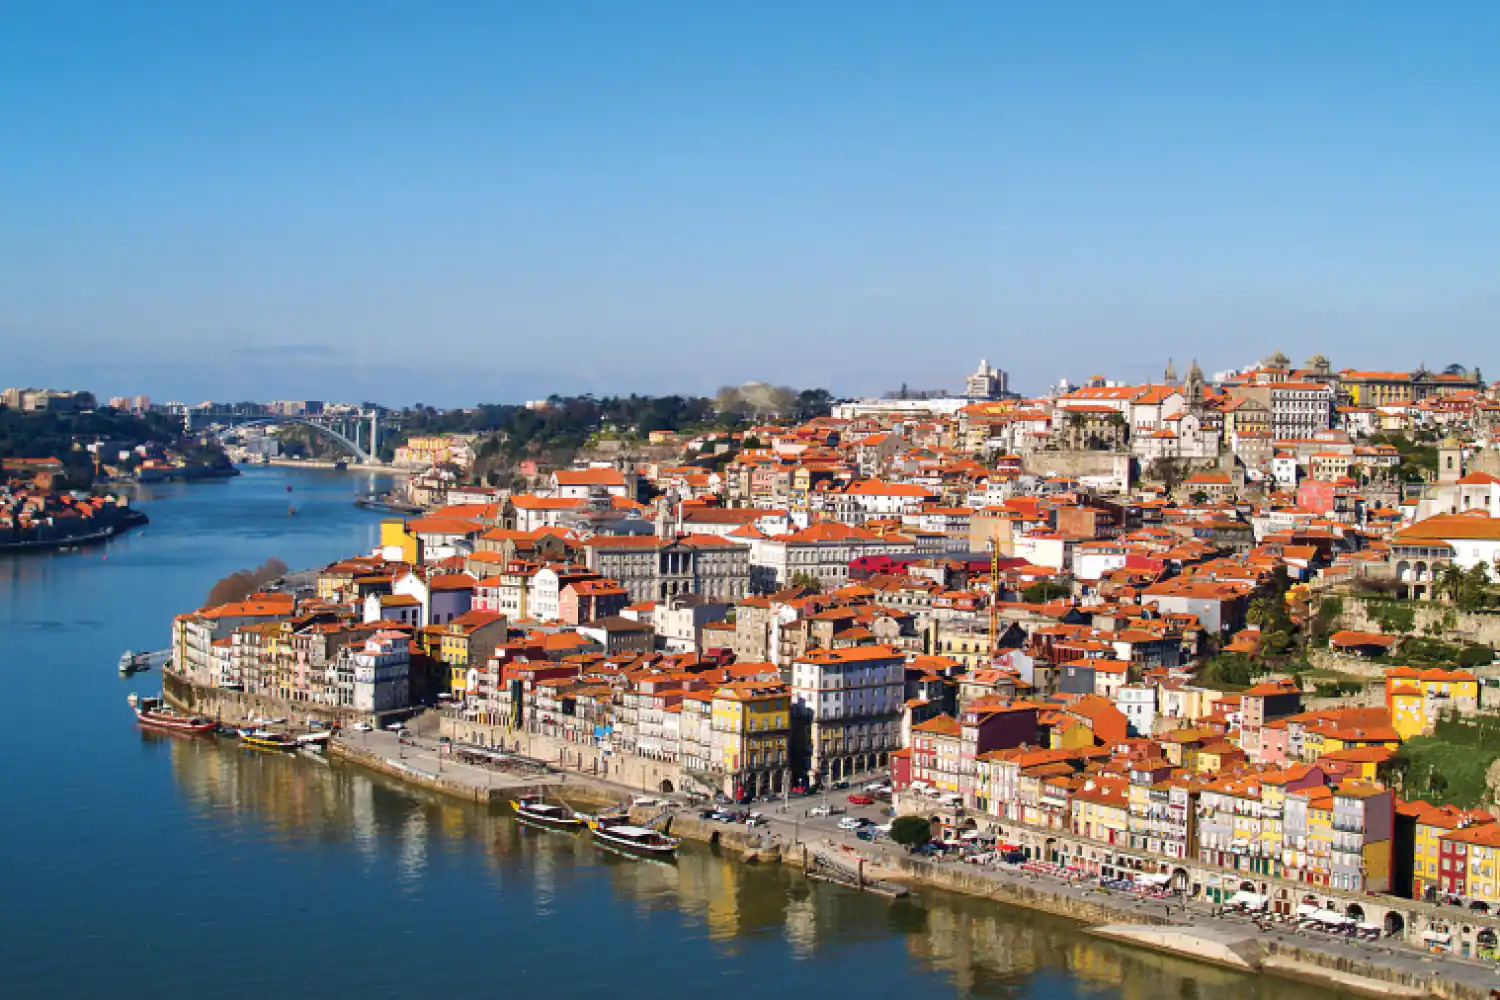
[1438,436,1465,485]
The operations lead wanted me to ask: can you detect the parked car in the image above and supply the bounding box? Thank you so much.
[353,722,372,732]
[848,793,874,805]
[837,817,867,831]
[831,780,850,790]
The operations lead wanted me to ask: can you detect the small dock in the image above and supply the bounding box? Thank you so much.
[329,731,564,804]
[802,846,909,898]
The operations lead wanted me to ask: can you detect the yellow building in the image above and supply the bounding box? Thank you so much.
[1385,666,1480,740]
[380,519,419,564]
[1444,823,1500,912]
[1341,371,1415,407]
[436,610,508,694]
[393,434,469,470]
[1411,805,1492,901]
[1071,776,1130,845]
[1304,787,1335,886]
[1049,716,1095,750]
[911,714,964,795]
[711,682,791,781]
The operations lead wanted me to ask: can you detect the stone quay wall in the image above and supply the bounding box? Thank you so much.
[162,669,383,729]
[891,857,1173,927]
[439,717,690,797]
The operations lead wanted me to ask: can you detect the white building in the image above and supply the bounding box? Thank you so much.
[654,595,731,653]
[348,631,410,716]
[749,521,916,593]
[790,645,905,783]
[1115,684,1157,737]
[1393,513,1500,573]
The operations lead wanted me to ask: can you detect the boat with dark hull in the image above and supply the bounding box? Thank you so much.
[237,728,298,751]
[128,693,216,734]
[510,795,584,831]
[585,814,678,858]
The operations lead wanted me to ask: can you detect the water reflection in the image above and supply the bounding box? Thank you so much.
[160,732,1355,1000]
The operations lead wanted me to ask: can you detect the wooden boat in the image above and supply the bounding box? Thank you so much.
[128,693,216,734]
[585,814,678,858]
[511,794,583,831]
[237,728,298,751]
[295,731,332,752]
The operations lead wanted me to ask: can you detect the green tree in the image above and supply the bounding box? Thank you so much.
[1458,564,1491,612]
[889,815,934,850]
[788,572,823,593]
[1022,580,1071,603]
[1197,653,1259,689]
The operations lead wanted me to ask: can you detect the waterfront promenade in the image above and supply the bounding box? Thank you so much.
[333,726,1500,999]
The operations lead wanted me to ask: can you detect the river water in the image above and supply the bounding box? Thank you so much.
[0,466,1352,999]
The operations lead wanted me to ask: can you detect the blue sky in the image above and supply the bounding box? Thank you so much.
[2,2,1497,406]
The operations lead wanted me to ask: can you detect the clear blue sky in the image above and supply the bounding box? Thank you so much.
[3,2,1497,406]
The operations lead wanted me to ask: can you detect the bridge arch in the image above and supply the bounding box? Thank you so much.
[210,416,373,463]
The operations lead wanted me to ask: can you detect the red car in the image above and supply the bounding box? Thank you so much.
[848,793,874,805]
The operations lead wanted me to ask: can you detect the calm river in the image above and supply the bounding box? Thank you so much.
[0,466,1353,999]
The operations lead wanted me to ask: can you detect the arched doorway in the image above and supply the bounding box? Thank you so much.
[659,779,675,794]
[1478,928,1497,959]
[1346,903,1365,924]
[1384,911,1405,938]
[1172,868,1190,892]
[1274,887,1291,916]
[1239,880,1256,892]
[1044,837,1058,864]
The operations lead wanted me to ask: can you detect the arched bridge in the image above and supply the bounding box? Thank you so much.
[188,410,384,464]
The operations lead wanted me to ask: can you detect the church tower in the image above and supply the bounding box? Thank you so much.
[1185,360,1204,410]
[1164,358,1179,386]
[1438,436,1465,485]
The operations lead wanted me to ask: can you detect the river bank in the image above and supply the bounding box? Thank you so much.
[257,457,394,473]
[0,507,148,554]
[320,719,1500,1000]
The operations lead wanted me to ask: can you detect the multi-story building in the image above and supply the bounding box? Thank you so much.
[345,631,411,716]
[1270,381,1336,439]
[1071,775,1131,847]
[910,714,963,796]
[438,610,509,696]
[790,644,905,783]
[1385,666,1481,739]
[1330,781,1395,893]
[580,534,750,603]
[710,681,791,798]
[749,521,918,593]
[171,593,296,688]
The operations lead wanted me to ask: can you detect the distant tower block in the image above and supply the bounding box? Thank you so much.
[966,359,1010,400]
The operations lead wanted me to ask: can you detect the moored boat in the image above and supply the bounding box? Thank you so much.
[511,794,583,831]
[119,650,152,674]
[237,728,298,751]
[585,814,678,858]
[128,693,217,734]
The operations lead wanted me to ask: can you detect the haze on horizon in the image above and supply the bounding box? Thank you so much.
[2,2,1497,408]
